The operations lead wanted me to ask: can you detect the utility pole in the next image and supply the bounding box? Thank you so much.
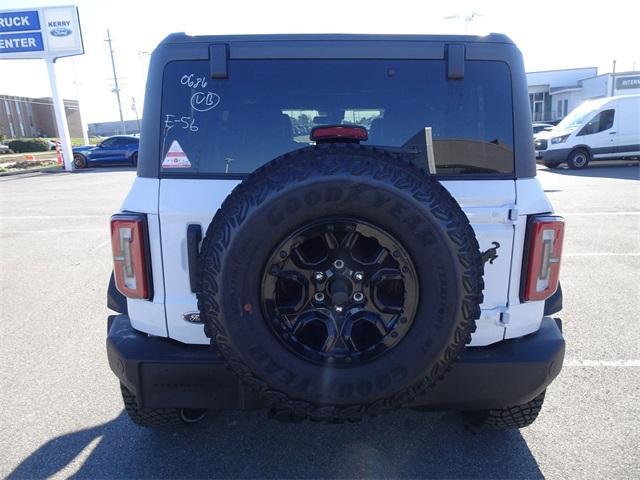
[105,29,126,134]
[611,59,616,97]
[131,97,141,133]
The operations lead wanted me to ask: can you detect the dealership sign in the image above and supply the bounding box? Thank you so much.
[0,5,84,172]
[616,76,640,90]
[0,6,83,60]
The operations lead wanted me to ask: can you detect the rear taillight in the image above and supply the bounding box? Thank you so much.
[522,215,565,302]
[110,213,152,299]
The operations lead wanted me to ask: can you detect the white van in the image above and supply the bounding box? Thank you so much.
[535,95,640,169]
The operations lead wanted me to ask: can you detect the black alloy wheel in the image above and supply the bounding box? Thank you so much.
[262,218,418,366]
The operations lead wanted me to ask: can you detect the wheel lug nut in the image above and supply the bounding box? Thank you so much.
[314,272,325,282]
[353,271,364,282]
[353,292,364,303]
[333,259,345,271]
[313,292,325,303]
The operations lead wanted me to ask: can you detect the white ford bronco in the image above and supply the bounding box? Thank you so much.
[107,33,565,428]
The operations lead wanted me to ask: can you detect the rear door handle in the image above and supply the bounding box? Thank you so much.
[187,224,202,293]
[609,131,617,134]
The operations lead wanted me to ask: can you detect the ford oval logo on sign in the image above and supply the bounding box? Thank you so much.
[50,26,71,37]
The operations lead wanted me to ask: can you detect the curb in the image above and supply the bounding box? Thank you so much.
[0,165,65,178]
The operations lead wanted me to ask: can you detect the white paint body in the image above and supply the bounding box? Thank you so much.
[120,176,553,347]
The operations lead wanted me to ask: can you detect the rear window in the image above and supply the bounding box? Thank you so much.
[160,59,514,176]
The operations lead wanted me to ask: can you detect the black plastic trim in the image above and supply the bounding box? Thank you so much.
[209,43,228,78]
[107,272,128,314]
[447,44,465,79]
[187,224,202,293]
[107,314,564,410]
[544,282,563,315]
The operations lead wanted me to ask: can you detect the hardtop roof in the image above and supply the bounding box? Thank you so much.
[159,32,514,45]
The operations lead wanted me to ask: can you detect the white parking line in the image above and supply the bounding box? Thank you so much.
[564,253,640,257]
[0,214,105,219]
[3,228,106,234]
[90,239,111,252]
[559,212,640,216]
[565,360,640,367]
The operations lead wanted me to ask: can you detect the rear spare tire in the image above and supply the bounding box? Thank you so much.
[198,144,484,421]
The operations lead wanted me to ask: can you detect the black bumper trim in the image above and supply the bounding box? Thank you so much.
[107,315,565,410]
[539,147,571,163]
[107,272,127,314]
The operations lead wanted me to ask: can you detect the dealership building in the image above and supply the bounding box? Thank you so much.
[0,94,84,139]
[527,68,640,123]
[88,119,140,137]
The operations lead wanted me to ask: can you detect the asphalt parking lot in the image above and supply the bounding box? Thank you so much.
[1,162,638,479]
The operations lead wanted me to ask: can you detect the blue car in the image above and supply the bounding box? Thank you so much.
[72,135,139,169]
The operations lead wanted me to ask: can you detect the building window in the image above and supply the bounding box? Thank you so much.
[557,100,562,119]
[530,92,546,121]
[563,99,568,117]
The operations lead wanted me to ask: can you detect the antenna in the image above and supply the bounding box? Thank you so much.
[105,29,126,135]
[444,12,484,34]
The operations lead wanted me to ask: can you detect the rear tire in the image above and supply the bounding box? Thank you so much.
[567,149,590,169]
[120,384,207,428]
[462,390,546,429]
[73,153,87,169]
[131,151,138,167]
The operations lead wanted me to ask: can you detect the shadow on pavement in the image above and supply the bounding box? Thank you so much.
[539,161,639,180]
[8,409,542,479]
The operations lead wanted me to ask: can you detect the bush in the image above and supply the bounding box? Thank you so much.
[7,138,50,153]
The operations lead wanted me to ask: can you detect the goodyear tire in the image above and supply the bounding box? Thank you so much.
[198,144,484,421]
[463,390,546,429]
[120,384,207,428]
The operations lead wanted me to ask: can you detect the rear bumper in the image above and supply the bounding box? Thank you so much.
[107,315,565,411]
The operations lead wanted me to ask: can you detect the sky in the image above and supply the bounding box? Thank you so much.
[1,0,639,124]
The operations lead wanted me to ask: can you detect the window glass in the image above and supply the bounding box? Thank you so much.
[578,109,615,136]
[556,100,600,130]
[160,59,514,176]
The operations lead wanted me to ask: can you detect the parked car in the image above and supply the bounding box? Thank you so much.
[72,135,139,169]
[48,139,61,151]
[532,122,554,136]
[535,95,640,168]
[0,143,13,154]
[106,33,565,429]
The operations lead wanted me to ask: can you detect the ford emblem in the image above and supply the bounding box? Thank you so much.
[50,27,72,37]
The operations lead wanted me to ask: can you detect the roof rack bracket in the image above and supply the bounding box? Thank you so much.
[447,44,465,79]
[210,43,229,79]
